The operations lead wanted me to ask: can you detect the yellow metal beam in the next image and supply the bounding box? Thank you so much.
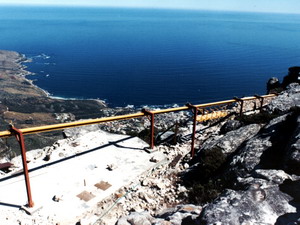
[0,112,144,138]
[152,106,189,114]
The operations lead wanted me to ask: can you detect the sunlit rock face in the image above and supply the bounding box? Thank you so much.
[199,170,299,225]
[115,84,300,225]
[264,83,300,115]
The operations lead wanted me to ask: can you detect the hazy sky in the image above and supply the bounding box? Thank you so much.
[0,0,300,14]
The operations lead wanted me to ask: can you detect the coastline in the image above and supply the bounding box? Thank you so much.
[0,49,191,151]
[20,53,108,106]
[0,50,109,151]
[0,49,107,112]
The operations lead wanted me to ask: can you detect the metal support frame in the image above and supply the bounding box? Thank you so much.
[186,103,199,158]
[142,109,155,149]
[0,94,276,207]
[254,95,264,111]
[10,126,34,208]
[234,97,244,116]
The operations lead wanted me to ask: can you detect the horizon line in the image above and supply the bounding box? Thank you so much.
[0,3,300,15]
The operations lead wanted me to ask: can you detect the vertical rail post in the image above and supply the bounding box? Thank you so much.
[234,97,244,117]
[254,95,264,112]
[186,103,198,158]
[142,109,155,149]
[10,126,34,208]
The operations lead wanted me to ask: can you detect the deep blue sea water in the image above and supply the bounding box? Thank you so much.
[0,6,300,107]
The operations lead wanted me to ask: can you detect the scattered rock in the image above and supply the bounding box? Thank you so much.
[267,76,281,93]
[116,211,153,225]
[142,180,149,186]
[106,164,117,171]
[219,119,243,134]
[117,204,202,225]
[150,156,159,163]
[156,131,175,144]
[52,195,63,202]
[183,163,189,169]
[43,154,51,161]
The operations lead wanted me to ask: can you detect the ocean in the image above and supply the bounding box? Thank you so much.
[0,6,300,107]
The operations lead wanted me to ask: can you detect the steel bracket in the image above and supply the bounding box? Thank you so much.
[254,94,265,111]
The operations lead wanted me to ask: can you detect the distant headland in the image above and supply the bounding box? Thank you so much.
[0,50,108,150]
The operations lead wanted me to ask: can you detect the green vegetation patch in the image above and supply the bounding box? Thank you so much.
[182,147,228,204]
[184,180,223,204]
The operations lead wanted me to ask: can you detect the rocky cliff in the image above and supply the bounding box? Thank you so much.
[116,83,300,225]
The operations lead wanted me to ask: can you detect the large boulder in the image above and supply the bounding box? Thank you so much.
[199,170,299,225]
[282,66,300,88]
[200,124,261,155]
[198,110,300,224]
[226,113,296,180]
[267,77,281,93]
[264,83,300,114]
[219,120,243,134]
[156,131,175,145]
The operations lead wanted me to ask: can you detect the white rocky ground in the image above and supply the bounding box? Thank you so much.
[0,114,225,225]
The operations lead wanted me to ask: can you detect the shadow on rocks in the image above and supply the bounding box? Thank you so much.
[275,179,300,225]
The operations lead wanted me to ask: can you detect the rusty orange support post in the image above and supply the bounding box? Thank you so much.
[254,95,264,111]
[10,126,34,208]
[142,109,155,149]
[234,97,244,116]
[186,103,198,158]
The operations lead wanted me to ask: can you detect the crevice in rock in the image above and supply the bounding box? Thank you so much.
[258,109,299,171]
[275,179,300,225]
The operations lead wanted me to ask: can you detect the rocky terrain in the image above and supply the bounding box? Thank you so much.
[112,83,300,225]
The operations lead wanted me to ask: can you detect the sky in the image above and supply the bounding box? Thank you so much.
[0,0,300,14]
